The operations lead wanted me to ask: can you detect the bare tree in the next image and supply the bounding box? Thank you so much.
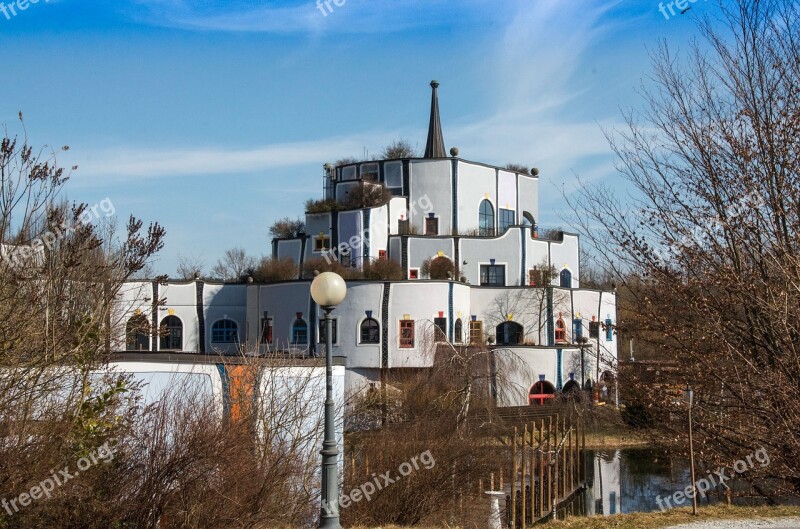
[175,253,205,279]
[380,139,418,159]
[566,0,800,497]
[210,247,255,281]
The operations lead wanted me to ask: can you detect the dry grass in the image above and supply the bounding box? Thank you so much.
[582,430,650,450]
[548,505,800,529]
[348,505,800,529]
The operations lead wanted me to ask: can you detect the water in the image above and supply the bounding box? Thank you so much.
[573,447,796,517]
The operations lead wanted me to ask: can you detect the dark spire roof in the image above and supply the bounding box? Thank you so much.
[424,80,446,159]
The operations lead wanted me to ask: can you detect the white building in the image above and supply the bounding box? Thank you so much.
[113,81,618,406]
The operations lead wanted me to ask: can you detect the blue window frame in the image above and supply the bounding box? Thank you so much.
[573,318,583,342]
[479,200,495,236]
[292,319,308,345]
[560,269,572,288]
[605,318,613,341]
[211,319,238,343]
[360,318,380,344]
[498,208,515,234]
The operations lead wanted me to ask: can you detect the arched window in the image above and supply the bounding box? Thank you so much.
[159,315,183,351]
[454,319,463,343]
[211,319,238,344]
[360,318,380,344]
[529,380,556,405]
[496,321,523,345]
[479,199,495,236]
[292,319,308,345]
[560,269,572,288]
[125,314,150,351]
[555,317,567,343]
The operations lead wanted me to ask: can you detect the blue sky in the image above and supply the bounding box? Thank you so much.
[0,0,709,276]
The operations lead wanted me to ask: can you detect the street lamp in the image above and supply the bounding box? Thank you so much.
[683,384,697,515]
[310,272,347,529]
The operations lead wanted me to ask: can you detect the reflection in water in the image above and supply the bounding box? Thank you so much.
[570,447,797,518]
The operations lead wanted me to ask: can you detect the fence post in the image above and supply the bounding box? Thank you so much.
[511,426,517,529]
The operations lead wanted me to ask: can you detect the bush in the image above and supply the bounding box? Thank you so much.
[301,257,363,280]
[421,256,459,280]
[621,403,655,429]
[343,181,392,209]
[249,257,298,282]
[305,199,343,214]
[505,163,529,174]
[268,217,305,239]
[381,139,417,159]
[362,258,404,280]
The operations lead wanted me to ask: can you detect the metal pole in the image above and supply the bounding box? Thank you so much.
[319,307,341,529]
[688,403,697,515]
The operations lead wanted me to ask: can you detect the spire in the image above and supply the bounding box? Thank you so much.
[424,80,446,158]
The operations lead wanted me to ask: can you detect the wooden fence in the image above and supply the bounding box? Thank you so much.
[503,410,586,526]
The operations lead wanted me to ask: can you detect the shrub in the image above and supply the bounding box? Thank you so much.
[305,199,343,214]
[505,163,529,174]
[301,257,363,280]
[381,139,417,159]
[268,217,305,239]
[362,258,404,280]
[343,181,392,209]
[421,256,459,280]
[249,257,298,282]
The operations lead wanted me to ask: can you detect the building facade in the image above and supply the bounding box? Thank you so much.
[114,81,618,406]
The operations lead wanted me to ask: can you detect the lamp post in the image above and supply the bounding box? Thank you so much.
[683,384,697,515]
[310,272,347,529]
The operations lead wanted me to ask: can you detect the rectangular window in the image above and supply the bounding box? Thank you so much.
[480,264,506,286]
[499,209,515,234]
[469,320,484,345]
[433,317,447,341]
[589,321,600,339]
[318,318,338,344]
[398,219,410,234]
[605,319,613,341]
[409,269,419,280]
[340,165,357,181]
[384,161,403,189]
[528,268,547,286]
[399,320,415,348]
[573,319,583,342]
[260,318,273,344]
[425,217,439,236]
[360,163,379,181]
[378,250,387,260]
[314,236,330,252]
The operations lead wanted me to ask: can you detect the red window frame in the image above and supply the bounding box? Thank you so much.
[399,320,415,348]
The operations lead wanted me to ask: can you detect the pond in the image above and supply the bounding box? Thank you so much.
[565,447,795,517]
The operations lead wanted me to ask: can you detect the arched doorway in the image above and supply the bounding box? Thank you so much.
[529,379,556,405]
[159,315,183,351]
[126,314,150,351]
[495,321,523,345]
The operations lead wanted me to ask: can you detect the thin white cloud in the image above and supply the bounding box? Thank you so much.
[128,0,500,34]
[67,133,386,181]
